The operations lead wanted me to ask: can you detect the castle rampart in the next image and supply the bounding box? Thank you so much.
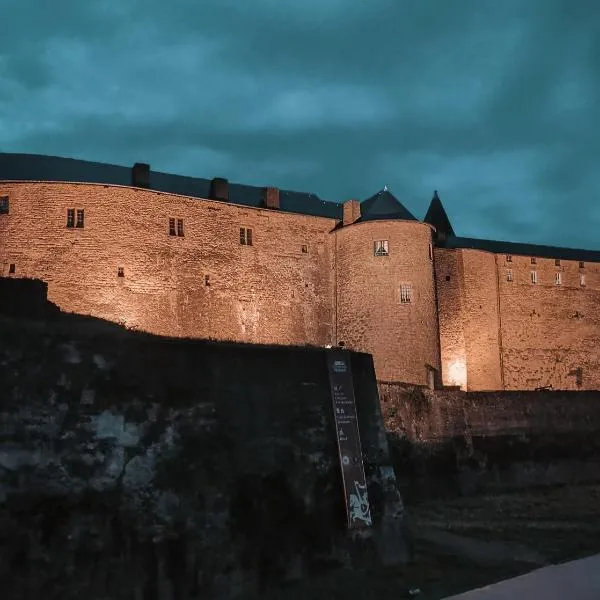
[2,152,600,391]
[0,181,337,347]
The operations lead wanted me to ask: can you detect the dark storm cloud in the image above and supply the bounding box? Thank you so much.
[0,0,599,249]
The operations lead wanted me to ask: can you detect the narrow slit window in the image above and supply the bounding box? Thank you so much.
[374,240,389,256]
[169,218,176,236]
[240,227,253,246]
[531,270,537,284]
[67,208,75,228]
[177,218,184,237]
[117,267,124,278]
[507,270,513,282]
[0,195,8,214]
[555,272,561,285]
[76,209,85,228]
[301,244,308,254]
[428,243,433,260]
[580,273,586,286]
[506,255,512,262]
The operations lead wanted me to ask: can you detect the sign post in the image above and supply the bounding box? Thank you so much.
[326,348,372,529]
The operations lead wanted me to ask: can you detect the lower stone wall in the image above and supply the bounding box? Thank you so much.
[379,383,600,502]
[0,283,407,600]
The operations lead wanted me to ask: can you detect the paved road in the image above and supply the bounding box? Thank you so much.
[444,553,600,600]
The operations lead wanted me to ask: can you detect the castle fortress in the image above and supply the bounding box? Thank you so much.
[1,153,599,391]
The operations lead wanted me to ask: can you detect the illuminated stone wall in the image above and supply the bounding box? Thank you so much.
[336,220,440,386]
[497,253,600,390]
[0,182,336,347]
[433,248,468,388]
[436,247,600,391]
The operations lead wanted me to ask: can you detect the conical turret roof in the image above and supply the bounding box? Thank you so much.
[360,187,418,222]
[424,190,455,236]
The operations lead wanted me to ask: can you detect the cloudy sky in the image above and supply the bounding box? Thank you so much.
[1,0,599,249]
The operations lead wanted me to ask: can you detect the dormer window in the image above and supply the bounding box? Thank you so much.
[0,195,8,214]
[374,240,389,256]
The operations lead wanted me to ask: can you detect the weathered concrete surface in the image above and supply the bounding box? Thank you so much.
[380,383,600,500]
[0,278,407,599]
[443,553,600,600]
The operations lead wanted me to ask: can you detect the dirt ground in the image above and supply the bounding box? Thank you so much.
[247,483,600,600]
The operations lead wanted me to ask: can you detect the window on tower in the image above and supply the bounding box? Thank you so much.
[399,284,412,303]
[374,240,389,256]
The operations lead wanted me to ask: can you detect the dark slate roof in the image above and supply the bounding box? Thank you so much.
[424,190,455,236]
[439,235,600,263]
[359,188,418,222]
[0,152,343,220]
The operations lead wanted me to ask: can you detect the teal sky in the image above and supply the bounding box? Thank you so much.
[1,0,599,249]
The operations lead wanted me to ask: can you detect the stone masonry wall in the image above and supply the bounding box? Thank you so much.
[0,289,407,600]
[434,248,467,388]
[0,182,336,347]
[436,247,600,391]
[379,382,600,501]
[497,253,600,390]
[336,220,440,386]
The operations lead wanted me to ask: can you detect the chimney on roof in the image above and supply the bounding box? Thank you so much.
[210,177,229,201]
[132,163,150,188]
[263,186,280,209]
[343,200,361,226]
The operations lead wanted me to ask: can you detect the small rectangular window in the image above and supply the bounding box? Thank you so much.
[555,272,561,285]
[531,257,537,264]
[580,273,586,286]
[555,259,561,266]
[0,195,9,214]
[579,261,585,269]
[301,244,308,254]
[374,240,389,256]
[117,267,124,278]
[177,218,184,237]
[428,243,433,260]
[531,270,537,284]
[507,270,513,282]
[76,209,85,228]
[169,218,176,236]
[240,227,253,246]
[67,208,75,228]
[205,274,210,286]
[506,255,512,262]
[399,284,412,303]
[9,263,15,274]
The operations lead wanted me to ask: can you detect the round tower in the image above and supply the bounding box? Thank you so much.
[336,189,440,386]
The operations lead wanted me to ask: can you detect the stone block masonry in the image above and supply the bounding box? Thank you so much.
[0,286,408,599]
[379,383,600,502]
